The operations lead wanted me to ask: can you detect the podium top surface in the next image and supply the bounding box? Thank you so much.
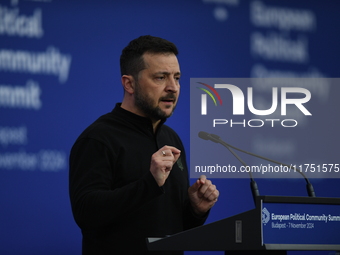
[258,195,340,205]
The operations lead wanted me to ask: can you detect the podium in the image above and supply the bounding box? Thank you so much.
[147,196,340,254]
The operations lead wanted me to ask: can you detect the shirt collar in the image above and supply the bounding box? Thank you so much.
[112,103,167,134]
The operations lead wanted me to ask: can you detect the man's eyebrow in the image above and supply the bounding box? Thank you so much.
[154,71,181,76]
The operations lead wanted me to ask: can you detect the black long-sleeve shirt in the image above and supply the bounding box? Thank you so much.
[69,104,207,254]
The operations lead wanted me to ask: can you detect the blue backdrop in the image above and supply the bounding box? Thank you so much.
[1,0,339,254]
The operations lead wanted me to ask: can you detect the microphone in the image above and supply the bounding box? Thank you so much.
[198,131,217,142]
[198,131,316,198]
[198,131,260,203]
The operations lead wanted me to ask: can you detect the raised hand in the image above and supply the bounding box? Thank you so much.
[150,145,181,187]
[188,175,219,216]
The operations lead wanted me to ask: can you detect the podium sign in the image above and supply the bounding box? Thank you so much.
[148,196,340,252]
[261,197,340,250]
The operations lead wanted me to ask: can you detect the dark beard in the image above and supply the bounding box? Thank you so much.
[134,82,176,121]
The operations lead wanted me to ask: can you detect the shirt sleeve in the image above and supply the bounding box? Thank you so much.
[178,142,210,230]
[183,200,210,230]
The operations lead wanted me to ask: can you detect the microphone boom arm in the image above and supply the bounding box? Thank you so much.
[198,131,316,198]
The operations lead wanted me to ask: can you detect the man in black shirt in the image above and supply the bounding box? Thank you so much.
[69,35,219,254]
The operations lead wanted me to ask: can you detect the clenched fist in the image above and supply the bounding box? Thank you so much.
[188,175,219,216]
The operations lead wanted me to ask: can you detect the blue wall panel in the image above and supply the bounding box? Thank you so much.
[1,0,339,254]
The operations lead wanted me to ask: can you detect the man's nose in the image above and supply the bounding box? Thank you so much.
[165,78,179,93]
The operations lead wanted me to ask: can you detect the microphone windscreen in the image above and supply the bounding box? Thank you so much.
[210,133,221,140]
[198,131,210,140]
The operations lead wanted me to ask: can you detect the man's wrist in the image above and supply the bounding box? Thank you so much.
[191,204,209,218]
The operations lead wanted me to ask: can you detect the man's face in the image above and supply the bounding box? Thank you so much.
[134,52,181,121]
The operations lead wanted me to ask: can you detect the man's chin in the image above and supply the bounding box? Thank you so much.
[162,106,176,117]
[146,105,176,120]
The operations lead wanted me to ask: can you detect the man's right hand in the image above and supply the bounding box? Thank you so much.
[150,145,181,187]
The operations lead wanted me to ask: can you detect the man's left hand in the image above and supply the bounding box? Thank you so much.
[188,175,219,216]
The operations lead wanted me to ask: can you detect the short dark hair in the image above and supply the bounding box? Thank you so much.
[120,35,178,79]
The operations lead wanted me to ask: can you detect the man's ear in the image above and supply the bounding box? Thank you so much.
[121,75,135,94]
